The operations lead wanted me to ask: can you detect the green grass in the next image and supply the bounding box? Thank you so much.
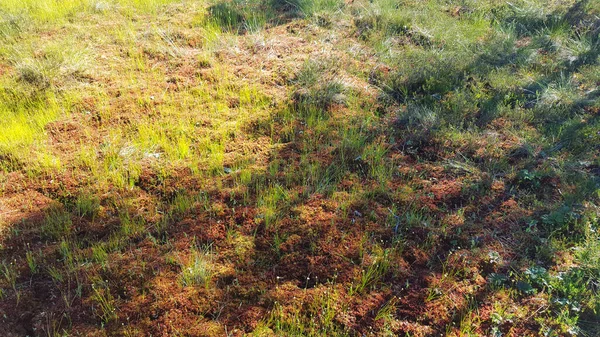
[41,206,73,241]
[0,0,182,22]
[266,286,349,336]
[1,260,19,304]
[91,278,118,324]
[178,243,215,289]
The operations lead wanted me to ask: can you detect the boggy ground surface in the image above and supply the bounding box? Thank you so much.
[0,0,599,336]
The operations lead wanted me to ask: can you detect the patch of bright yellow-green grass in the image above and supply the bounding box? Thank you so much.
[0,0,186,22]
[0,83,63,172]
[0,0,271,185]
[0,34,92,173]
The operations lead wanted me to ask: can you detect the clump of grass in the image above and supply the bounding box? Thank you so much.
[576,214,600,282]
[119,210,146,238]
[0,85,62,172]
[170,192,196,216]
[292,60,348,116]
[349,247,391,296]
[10,41,90,89]
[397,103,440,133]
[25,249,38,275]
[269,0,342,18]
[41,206,73,241]
[257,184,290,229]
[209,1,246,31]
[208,0,266,33]
[0,0,182,22]
[74,193,100,219]
[0,0,83,22]
[0,13,25,42]
[1,260,19,304]
[179,244,215,289]
[91,244,109,268]
[333,126,369,176]
[75,144,99,172]
[90,279,117,324]
[538,76,579,107]
[294,80,346,112]
[394,103,441,153]
[362,140,392,185]
[268,286,348,336]
[353,4,414,41]
[99,136,143,188]
[234,168,253,203]
[385,50,468,102]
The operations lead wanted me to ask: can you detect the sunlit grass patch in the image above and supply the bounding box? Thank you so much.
[0,0,185,23]
[0,13,26,43]
[0,0,86,22]
[8,42,92,89]
[266,285,348,336]
[257,183,290,229]
[178,243,215,289]
[90,277,118,324]
[0,84,63,172]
